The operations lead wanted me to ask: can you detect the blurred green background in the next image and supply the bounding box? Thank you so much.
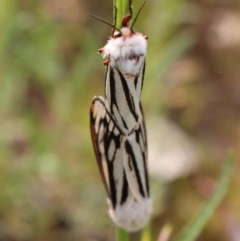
[0,0,240,240]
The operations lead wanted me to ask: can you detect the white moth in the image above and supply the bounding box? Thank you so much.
[90,6,151,232]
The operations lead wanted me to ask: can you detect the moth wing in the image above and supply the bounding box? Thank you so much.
[112,119,151,232]
[123,104,149,202]
[90,96,127,208]
[90,98,151,232]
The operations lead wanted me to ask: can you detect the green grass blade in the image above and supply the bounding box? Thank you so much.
[114,0,129,28]
[140,220,152,241]
[116,227,130,241]
[175,152,234,241]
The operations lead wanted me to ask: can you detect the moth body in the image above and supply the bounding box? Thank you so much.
[90,14,152,232]
[101,28,147,78]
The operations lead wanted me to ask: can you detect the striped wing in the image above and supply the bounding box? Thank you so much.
[123,118,150,201]
[90,96,151,231]
[90,96,128,208]
[105,62,146,133]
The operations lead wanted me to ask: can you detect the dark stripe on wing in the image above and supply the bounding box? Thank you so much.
[134,74,139,89]
[109,67,116,113]
[125,140,145,197]
[90,97,125,208]
[108,161,117,208]
[141,62,146,91]
[90,99,110,197]
[109,68,128,130]
[117,69,138,121]
[139,103,150,196]
[120,171,128,205]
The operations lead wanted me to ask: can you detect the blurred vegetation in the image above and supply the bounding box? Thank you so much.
[0,0,239,240]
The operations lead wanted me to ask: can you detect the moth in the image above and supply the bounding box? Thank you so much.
[90,2,151,232]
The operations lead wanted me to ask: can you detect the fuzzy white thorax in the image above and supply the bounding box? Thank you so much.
[101,27,147,76]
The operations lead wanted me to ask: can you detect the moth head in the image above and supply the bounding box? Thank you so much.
[112,27,133,39]
[93,2,148,65]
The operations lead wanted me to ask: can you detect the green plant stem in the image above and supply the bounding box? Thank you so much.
[116,227,130,241]
[114,0,129,28]
[140,220,152,241]
[113,2,133,241]
[176,152,234,241]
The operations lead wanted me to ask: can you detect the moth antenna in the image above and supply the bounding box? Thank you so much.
[112,5,118,35]
[114,5,117,25]
[88,13,121,32]
[130,1,147,29]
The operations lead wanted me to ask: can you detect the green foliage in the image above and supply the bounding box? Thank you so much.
[176,153,234,241]
[0,0,102,238]
[114,0,129,28]
[116,227,130,241]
